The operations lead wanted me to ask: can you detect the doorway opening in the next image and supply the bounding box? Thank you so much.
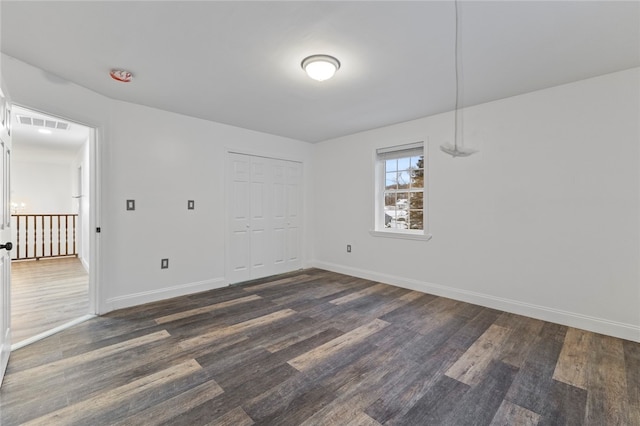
[9,105,97,348]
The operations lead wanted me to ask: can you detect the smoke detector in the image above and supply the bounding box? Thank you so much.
[110,69,133,83]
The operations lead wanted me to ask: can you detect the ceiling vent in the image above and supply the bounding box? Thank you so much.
[17,115,69,130]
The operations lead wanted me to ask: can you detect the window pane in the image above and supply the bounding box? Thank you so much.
[388,208,408,229]
[397,157,410,171]
[384,192,396,208]
[397,170,411,188]
[385,159,397,172]
[411,168,424,189]
[385,172,397,190]
[384,204,400,229]
[384,208,393,227]
[409,210,423,230]
[396,192,409,211]
[410,155,424,169]
[409,192,423,209]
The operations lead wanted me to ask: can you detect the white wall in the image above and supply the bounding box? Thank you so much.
[11,153,75,214]
[106,100,311,309]
[312,68,640,342]
[2,54,313,313]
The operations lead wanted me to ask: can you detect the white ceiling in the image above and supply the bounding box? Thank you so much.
[1,1,639,143]
[11,105,90,163]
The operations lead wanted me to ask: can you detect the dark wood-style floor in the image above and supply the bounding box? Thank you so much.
[0,269,638,425]
[11,257,89,344]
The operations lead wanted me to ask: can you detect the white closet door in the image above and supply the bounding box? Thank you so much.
[227,153,302,284]
[249,157,271,277]
[228,153,252,284]
[271,161,288,274]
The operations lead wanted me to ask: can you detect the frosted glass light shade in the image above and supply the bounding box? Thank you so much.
[301,55,340,81]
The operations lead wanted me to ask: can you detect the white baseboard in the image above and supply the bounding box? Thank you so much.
[79,256,90,274]
[106,277,227,312]
[312,260,640,343]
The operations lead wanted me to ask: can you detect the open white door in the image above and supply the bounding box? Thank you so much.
[0,93,12,387]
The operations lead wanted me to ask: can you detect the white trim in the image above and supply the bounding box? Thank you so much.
[80,256,90,274]
[311,260,640,343]
[11,314,96,351]
[89,126,100,315]
[369,230,432,241]
[105,277,227,311]
[376,141,424,159]
[0,327,9,386]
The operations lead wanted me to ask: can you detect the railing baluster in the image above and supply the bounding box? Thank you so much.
[64,215,68,255]
[10,214,79,261]
[31,215,36,259]
[25,215,29,260]
[16,215,20,260]
[73,215,77,257]
[33,215,36,259]
[49,215,53,258]
[57,215,61,257]
[41,215,45,259]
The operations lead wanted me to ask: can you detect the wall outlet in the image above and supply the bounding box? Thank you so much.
[161,258,169,269]
[347,244,351,253]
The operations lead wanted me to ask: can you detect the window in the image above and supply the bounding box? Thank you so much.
[371,142,431,240]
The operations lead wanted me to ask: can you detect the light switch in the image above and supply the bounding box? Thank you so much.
[161,258,169,269]
[188,200,195,210]
[126,200,135,211]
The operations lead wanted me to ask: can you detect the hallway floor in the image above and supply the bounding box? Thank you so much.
[11,257,89,344]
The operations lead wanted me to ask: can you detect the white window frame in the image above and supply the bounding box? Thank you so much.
[370,141,432,241]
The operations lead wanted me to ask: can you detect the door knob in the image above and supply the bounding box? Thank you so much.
[0,242,12,251]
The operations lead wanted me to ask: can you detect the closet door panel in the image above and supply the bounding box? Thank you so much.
[228,154,252,283]
[250,157,269,275]
[271,161,287,272]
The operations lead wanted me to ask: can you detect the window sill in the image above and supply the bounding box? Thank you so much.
[369,230,433,241]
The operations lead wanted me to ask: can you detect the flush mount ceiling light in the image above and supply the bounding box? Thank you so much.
[110,69,133,83]
[301,55,340,82]
[38,129,52,135]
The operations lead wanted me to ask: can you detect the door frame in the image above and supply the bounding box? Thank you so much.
[87,125,101,315]
[9,104,101,318]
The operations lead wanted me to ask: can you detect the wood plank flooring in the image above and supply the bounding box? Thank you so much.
[1,268,638,425]
[11,258,89,343]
